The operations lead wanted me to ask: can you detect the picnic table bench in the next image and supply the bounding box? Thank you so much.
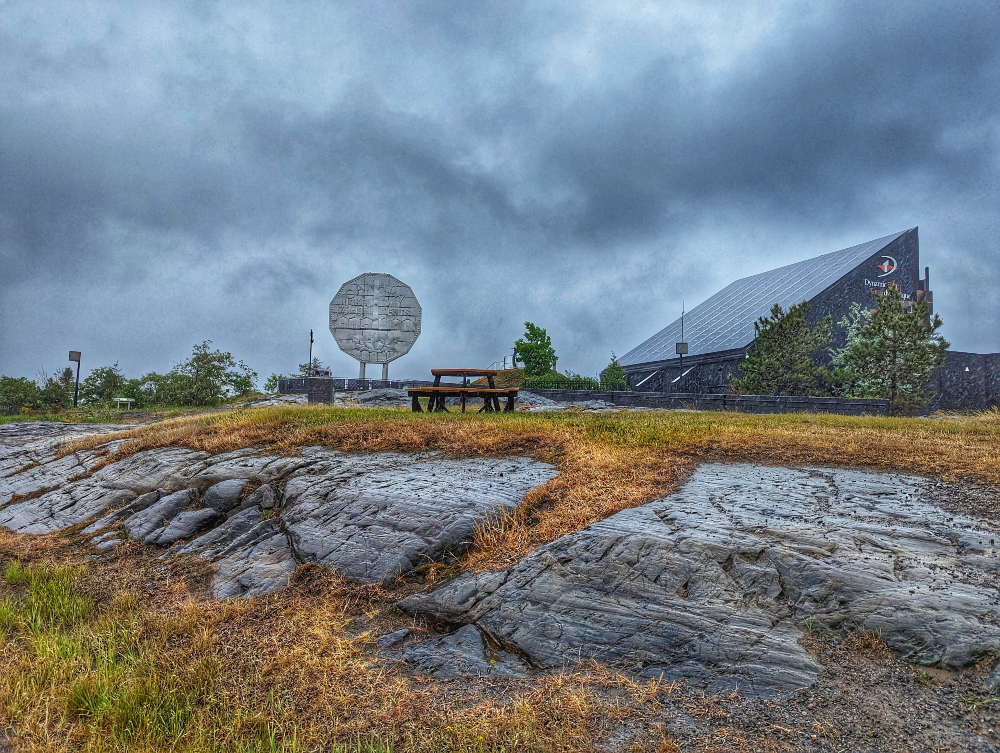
[406,369,519,413]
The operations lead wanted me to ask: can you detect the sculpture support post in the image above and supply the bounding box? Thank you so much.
[382,362,389,381]
[359,361,366,379]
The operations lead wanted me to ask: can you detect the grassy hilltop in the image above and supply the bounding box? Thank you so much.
[1,406,999,752]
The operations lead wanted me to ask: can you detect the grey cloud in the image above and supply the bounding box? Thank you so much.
[1,1,998,383]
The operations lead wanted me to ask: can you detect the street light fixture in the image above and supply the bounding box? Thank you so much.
[68,351,81,407]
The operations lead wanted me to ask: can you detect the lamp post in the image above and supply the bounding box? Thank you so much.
[68,351,81,407]
[675,302,688,390]
[309,329,314,377]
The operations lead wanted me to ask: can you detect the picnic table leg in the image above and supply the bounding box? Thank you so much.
[411,395,422,412]
[505,393,516,412]
[461,394,466,413]
[493,395,502,412]
[487,375,496,389]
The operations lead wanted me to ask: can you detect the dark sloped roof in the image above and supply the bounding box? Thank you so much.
[619,230,910,368]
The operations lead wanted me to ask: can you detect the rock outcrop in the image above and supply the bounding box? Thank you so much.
[400,464,1000,696]
[1,424,556,599]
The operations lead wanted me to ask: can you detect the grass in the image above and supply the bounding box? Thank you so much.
[3,405,1000,750]
[0,554,686,752]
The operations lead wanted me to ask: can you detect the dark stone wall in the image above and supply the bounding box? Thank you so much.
[528,389,889,416]
[926,351,1000,411]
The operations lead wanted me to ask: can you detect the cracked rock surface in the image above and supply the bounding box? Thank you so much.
[393,624,530,679]
[400,464,1000,697]
[1,423,556,599]
[281,454,555,583]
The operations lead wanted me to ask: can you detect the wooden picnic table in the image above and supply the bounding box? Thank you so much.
[406,368,518,413]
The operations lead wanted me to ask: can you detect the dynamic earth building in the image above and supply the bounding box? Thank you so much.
[618,228,999,410]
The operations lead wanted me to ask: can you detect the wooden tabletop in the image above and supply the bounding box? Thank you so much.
[430,368,499,376]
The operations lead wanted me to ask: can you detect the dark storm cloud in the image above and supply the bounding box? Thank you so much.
[1,0,998,382]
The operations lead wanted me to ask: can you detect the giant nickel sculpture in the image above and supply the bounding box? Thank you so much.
[329,273,422,380]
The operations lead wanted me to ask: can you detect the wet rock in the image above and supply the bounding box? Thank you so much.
[147,508,221,546]
[0,422,129,501]
[513,391,556,407]
[169,507,295,598]
[203,479,246,512]
[81,491,161,534]
[401,464,1000,697]
[0,447,208,534]
[281,454,557,584]
[211,520,295,599]
[348,389,411,407]
[399,625,529,679]
[378,629,411,650]
[986,664,1000,694]
[124,489,195,542]
[242,484,276,510]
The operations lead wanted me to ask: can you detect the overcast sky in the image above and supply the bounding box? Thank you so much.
[2,1,998,383]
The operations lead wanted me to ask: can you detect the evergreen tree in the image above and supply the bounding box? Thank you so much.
[730,301,833,396]
[514,322,557,378]
[601,352,628,391]
[297,357,327,377]
[838,285,948,415]
[828,302,872,397]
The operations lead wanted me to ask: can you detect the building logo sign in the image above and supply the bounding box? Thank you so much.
[876,255,897,277]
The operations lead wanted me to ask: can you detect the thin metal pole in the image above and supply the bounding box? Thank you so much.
[309,329,314,377]
[73,360,80,407]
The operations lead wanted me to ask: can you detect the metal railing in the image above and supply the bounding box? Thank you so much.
[277,378,435,394]
[522,378,630,392]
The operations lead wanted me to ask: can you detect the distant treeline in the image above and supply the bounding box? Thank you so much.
[0,341,257,415]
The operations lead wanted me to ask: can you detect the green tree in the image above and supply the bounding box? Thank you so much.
[264,373,290,392]
[79,364,128,405]
[837,285,948,415]
[730,301,833,396]
[0,376,42,415]
[601,352,628,391]
[828,302,872,397]
[170,341,258,405]
[514,322,557,378]
[38,375,72,412]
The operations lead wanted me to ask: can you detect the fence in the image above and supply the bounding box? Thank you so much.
[522,378,628,391]
[277,378,435,394]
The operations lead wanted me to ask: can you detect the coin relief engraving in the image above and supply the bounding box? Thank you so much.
[329,273,422,363]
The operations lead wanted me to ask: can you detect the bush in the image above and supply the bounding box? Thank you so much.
[0,376,43,415]
[601,353,628,391]
[264,373,290,393]
[78,364,129,405]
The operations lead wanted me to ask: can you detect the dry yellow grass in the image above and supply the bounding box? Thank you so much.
[5,406,1000,751]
